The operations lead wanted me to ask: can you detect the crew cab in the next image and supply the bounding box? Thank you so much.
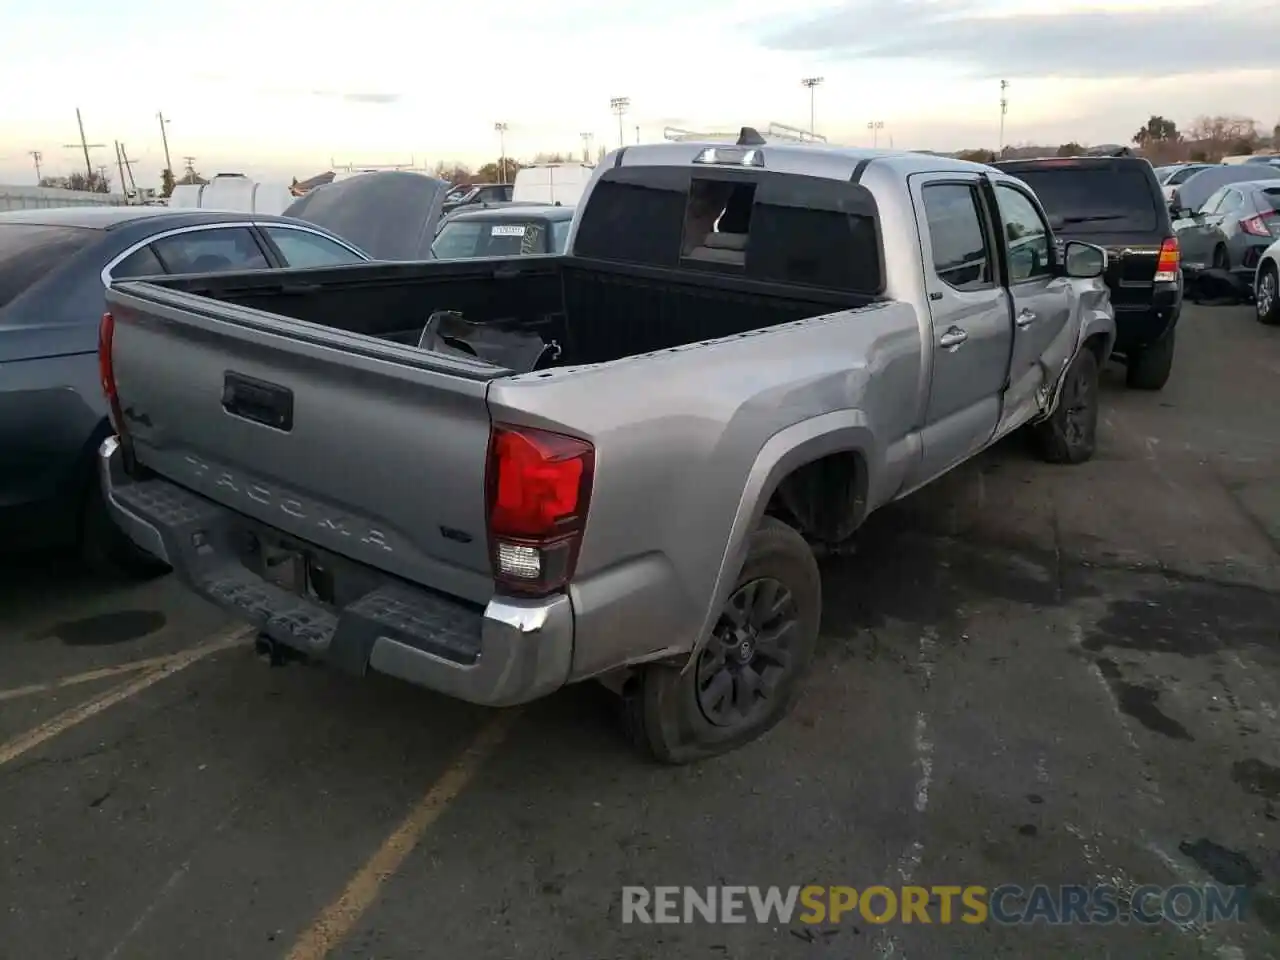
[98,132,1114,762]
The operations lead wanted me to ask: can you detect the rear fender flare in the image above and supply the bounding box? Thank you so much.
[680,410,876,673]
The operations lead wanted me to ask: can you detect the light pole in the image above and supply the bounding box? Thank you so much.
[157,111,173,176]
[801,77,824,136]
[610,97,630,150]
[494,122,509,183]
[867,120,885,148]
[998,80,1009,157]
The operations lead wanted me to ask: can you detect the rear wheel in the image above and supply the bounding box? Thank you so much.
[1257,264,1280,326]
[1126,327,1176,390]
[80,482,171,581]
[1033,347,1099,464]
[622,517,820,764]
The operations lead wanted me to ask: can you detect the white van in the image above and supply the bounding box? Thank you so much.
[167,173,294,214]
[511,163,593,206]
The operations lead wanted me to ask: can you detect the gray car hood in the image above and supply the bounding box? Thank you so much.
[283,172,448,260]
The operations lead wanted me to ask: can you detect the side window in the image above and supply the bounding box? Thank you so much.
[1199,188,1226,215]
[1217,190,1244,215]
[551,219,573,253]
[110,244,166,280]
[921,183,993,292]
[151,227,270,274]
[264,227,364,268]
[994,185,1052,283]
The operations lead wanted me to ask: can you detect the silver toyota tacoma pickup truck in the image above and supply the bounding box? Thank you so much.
[98,132,1114,762]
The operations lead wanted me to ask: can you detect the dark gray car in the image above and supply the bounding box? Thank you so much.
[1173,179,1280,280]
[0,206,368,575]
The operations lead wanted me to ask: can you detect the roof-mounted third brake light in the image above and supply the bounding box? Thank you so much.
[693,147,766,168]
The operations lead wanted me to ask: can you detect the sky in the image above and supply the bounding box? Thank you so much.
[1,0,1276,190]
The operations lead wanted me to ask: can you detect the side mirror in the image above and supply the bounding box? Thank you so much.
[1063,240,1106,279]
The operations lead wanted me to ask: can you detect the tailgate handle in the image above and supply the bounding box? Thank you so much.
[222,372,294,431]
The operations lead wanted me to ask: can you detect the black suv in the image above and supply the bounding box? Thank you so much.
[995,156,1181,390]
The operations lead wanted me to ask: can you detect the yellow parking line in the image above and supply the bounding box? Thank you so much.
[284,710,520,960]
[0,652,187,704]
[0,625,252,769]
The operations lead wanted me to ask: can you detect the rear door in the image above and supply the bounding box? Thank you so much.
[909,174,1012,479]
[988,180,1072,421]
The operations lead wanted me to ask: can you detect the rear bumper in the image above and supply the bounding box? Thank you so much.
[1112,281,1180,354]
[98,436,573,706]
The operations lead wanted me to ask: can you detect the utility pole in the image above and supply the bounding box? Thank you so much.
[114,142,128,198]
[610,97,630,150]
[998,80,1009,157]
[28,150,43,183]
[580,132,593,163]
[867,120,885,148]
[181,156,197,185]
[635,125,640,145]
[494,122,509,183]
[801,77,824,135]
[65,108,106,180]
[157,111,173,174]
[119,143,139,194]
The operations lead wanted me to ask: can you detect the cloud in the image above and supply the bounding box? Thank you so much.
[761,2,1280,79]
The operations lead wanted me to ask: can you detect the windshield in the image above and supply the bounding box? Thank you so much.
[1008,166,1159,232]
[432,219,549,259]
[0,223,98,311]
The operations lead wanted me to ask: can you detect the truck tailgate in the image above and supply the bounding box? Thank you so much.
[105,282,501,604]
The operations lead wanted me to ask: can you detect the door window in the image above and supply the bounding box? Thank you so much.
[921,183,993,291]
[264,227,364,267]
[110,244,166,279]
[151,227,270,274]
[994,185,1052,283]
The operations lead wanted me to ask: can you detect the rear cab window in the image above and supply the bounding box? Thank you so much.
[572,165,884,294]
[1001,161,1161,233]
[0,224,99,311]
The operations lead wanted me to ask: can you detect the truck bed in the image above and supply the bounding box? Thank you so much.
[146,255,868,369]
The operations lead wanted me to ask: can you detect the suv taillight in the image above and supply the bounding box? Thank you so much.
[486,424,594,597]
[1154,237,1180,283]
[1240,215,1272,238]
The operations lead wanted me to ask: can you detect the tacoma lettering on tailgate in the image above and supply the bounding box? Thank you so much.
[182,455,393,552]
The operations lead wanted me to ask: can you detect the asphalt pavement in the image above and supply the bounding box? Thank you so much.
[1,303,1278,960]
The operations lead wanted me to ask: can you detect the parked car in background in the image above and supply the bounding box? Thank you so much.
[97,136,1112,760]
[1254,238,1280,325]
[1169,164,1275,217]
[1174,179,1280,282]
[0,207,369,575]
[995,154,1182,389]
[1155,162,1217,203]
[441,182,513,215]
[432,203,574,259]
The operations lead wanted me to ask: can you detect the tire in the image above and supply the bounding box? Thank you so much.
[1257,263,1280,326]
[80,482,171,580]
[622,517,821,764]
[1125,327,1176,391]
[1032,347,1100,464]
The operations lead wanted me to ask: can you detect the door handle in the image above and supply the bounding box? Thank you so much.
[1015,309,1037,329]
[939,326,968,349]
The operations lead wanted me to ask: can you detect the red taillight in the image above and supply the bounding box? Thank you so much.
[486,424,594,596]
[1154,237,1180,283]
[1240,215,1272,238]
[98,311,116,404]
